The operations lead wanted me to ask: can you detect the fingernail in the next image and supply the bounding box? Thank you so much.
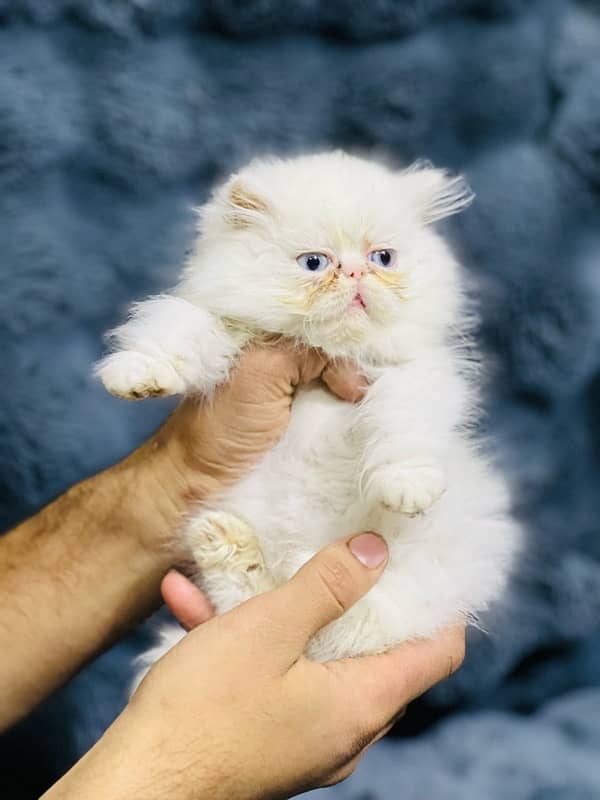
[348,533,388,569]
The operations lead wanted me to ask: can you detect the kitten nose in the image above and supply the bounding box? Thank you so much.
[340,259,368,279]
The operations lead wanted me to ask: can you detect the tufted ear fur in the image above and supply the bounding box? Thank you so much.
[401,161,474,224]
[224,179,271,229]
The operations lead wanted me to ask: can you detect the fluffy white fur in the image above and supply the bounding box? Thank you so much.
[96,151,519,679]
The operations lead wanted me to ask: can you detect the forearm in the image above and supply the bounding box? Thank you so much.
[0,432,200,732]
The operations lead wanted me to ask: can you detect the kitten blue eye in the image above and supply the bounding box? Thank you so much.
[296,252,331,272]
[368,249,396,268]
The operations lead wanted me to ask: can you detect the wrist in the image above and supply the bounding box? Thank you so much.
[118,424,216,558]
[41,711,142,800]
[43,705,204,800]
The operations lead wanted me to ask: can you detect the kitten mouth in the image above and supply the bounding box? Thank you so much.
[349,292,367,311]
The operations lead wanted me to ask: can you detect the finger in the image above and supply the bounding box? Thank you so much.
[230,340,327,401]
[331,625,465,727]
[267,533,388,654]
[294,345,329,386]
[161,570,215,631]
[322,360,368,403]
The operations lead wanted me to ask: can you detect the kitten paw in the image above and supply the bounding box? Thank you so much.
[185,512,268,589]
[366,460,446,516]
[97,351,185,399]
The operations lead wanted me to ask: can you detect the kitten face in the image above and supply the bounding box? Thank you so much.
[184,152,473,362]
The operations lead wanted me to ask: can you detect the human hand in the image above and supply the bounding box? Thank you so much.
[0,343,361,732]
[48,534,464,800]
[128,342,365,550]
[159,341,365,492]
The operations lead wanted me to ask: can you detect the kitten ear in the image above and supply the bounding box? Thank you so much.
[225,179,271,229]
[401,161,474,224]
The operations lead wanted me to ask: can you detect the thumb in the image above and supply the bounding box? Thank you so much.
[161,570,215,631]
[273,533,388,653]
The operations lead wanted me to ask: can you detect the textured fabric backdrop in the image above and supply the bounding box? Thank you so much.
[1,1,600,797]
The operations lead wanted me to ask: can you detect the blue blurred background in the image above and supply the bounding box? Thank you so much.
[1,1,600,797]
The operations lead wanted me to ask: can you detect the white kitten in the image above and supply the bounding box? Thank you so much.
[96,151,519,678]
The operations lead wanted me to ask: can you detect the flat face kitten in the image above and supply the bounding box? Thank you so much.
[97,151,519,675]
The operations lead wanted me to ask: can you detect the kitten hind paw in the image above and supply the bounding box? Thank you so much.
[96,351,185,399]
[184,511,271,594]
[366,459,446,516]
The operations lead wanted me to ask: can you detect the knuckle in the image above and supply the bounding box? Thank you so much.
[342,706,381,755]
[246,348,284,375]
[348,723,377,755]
[325,761,358,787]
[315,555,355,614]
[324,735,365,782]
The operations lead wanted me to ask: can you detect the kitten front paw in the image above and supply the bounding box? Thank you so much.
[366,459,446,516]
[96,351,185,399]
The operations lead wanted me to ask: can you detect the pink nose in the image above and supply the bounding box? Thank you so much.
[340,260,368,279]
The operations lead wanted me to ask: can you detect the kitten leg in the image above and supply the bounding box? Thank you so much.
[359,357,469,516]
[184,511,275,613]
[364,457,446,516]
[96,295,242,400]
